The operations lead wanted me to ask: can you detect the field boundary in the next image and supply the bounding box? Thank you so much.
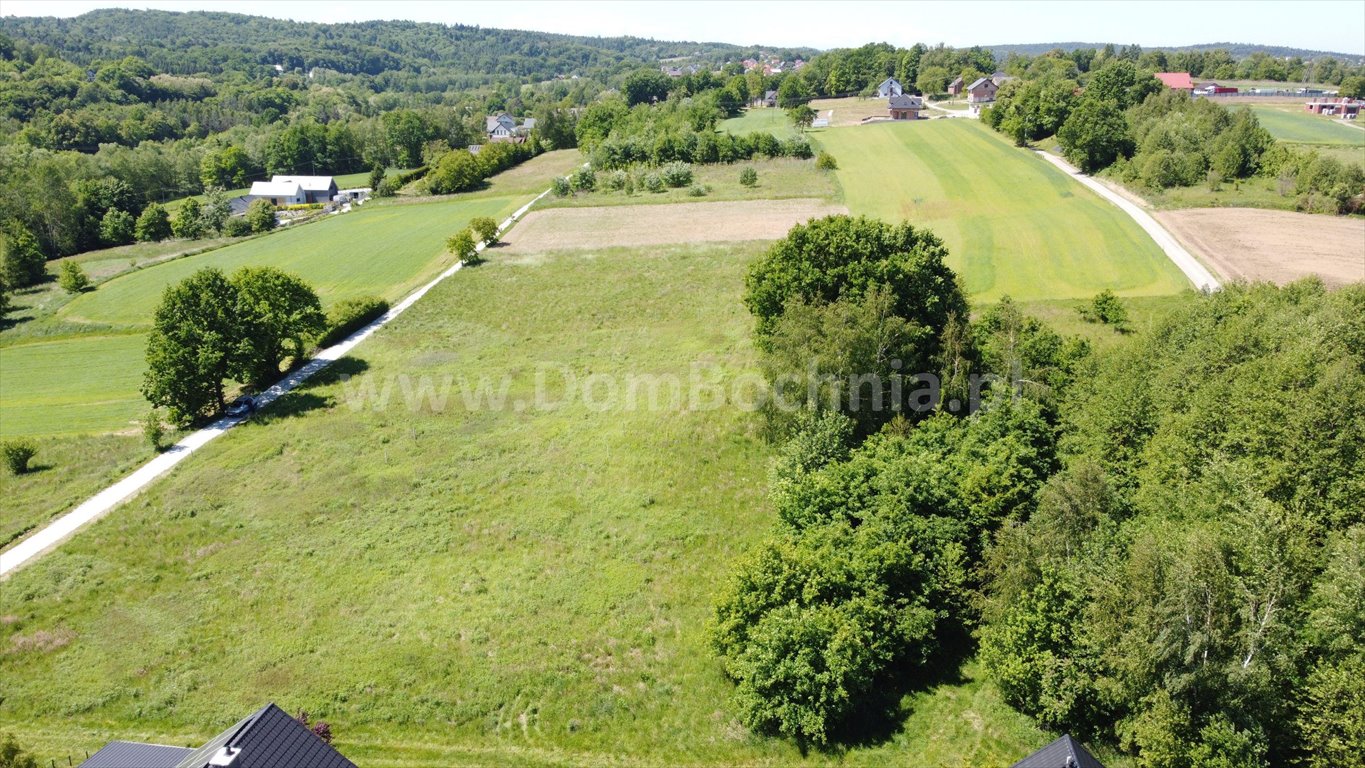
[1034,151,1222,292]
[0,189,551,577]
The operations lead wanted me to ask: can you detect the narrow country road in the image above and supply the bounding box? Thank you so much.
[1034,151,1222,292]
[0,189,551,578]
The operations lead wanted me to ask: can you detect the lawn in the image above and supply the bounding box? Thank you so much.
[1247,105,1365,147]
[538,157,839,209]
[816,120,1191,301]
[0,239,1067,768]
[718,106,800,139]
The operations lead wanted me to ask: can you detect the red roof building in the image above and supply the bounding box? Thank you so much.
[1154,72,1195,91]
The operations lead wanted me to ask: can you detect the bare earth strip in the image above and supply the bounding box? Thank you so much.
[501,198,847,253]
[1156,208,1365,287]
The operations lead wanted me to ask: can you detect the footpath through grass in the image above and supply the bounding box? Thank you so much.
[815,120,1190,302]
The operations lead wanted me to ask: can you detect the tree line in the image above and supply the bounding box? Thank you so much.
[711,215,1364,765]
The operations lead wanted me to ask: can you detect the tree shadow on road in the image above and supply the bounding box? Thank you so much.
[252,357,370,425]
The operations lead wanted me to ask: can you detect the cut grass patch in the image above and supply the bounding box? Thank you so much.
[538,157,838,209]
[719,106,800,139]
[816,120,1189,301]
[1247,105,1365,147]
[0,333,148,437]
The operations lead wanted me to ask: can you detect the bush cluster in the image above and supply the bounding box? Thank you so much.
[316,297,390,349]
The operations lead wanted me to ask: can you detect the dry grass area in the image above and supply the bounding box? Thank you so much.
[811,96,888,127]
[499,198,846,254]
[1157,208,1365,287]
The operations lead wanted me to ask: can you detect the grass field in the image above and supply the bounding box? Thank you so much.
[0,236,1098,767]
[718,107,800,139]
[816,120,1191,301]
[62,194,522,328]
[1248,105,1365,148]
[539,157,839,209]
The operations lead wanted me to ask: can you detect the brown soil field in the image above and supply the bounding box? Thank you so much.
[500,198,847,253]
[1156,208,1365,287]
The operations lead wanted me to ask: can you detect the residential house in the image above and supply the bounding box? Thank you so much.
[79,703,357,768]
[1011,734,1106,768]
[877,77,904,98]
[947,76,965,96]
[247,179,304,206]
[1154,72,1196,92]
[485,113,518,140]
[967,76,999,104]
[762,90,778,107]
[991,70,1016,86]
[270,176,338,204]
[888,93,925,120]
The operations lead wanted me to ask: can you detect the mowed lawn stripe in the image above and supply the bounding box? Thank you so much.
[0,334,148,437]
[62,195,523,328]
[1249,105,1365,146]
[817,120,1189,301]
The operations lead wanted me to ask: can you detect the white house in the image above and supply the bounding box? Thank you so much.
[877,77,904,98]
[248,180,305,206]
[485,113,518,140]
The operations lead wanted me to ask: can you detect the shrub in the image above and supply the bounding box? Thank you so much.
[815,151,839,171]
[782,137,814,159]
[659,161,693,188]
[604,169,629,191]
[222,217,253,237]
[245,199,277,233]
[318,297,389,348]
[552,176,572,197]
[469,216,500,245]
[571,166,596,192]
[57,261,91,294]
[143,409,166,452]
[739,167,758,187]
[0,732,38,768]
[1079,289,1129,329]
[687,184,709,197]
[2,438,37,475]
[447,228,479,265]
[375,177,401,197]
[1,227,47,288]
[644,173,665,193]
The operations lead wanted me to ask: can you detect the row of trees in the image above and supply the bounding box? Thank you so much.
[142,266,324,423]
[712,215,1364,764]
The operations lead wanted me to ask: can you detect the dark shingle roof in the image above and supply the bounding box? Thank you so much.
[80,741,193,768]
[1012,734,1107,768]
[175,703,356,768]
[888,94,924,109]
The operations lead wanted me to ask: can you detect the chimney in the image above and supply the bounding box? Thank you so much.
[208,746,240,766]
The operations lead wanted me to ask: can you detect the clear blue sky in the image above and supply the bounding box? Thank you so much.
[3,0,1364,56]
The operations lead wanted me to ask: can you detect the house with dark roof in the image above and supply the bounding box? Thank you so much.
[1011,734,1106,768]
[947,75,965,96]
[79,703,356,768]
[888,93,925,120]
[877,77,904,98]
[762,89,778,107]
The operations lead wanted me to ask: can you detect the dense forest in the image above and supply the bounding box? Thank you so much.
[717,215,1365,766]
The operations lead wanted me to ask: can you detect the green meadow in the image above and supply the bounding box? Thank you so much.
[718,106,802,139]
[0,239,1086,767]
[1248,104,1365,146]
[814,120,1190,301]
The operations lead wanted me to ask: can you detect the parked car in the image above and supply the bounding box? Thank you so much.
[225,395,256,417]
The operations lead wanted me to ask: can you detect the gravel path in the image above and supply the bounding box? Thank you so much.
[1,190,550,577]
[1034,151,1222,292]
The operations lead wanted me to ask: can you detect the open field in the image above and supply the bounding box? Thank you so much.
[1248,104,1365,147]
[810,97,889,127]
[816,120,1190,301]
[538,157,839,209]
[718,106,800,138]
[0,236,1090,767]
[506,199,845,253]
[1156,208,1365,286]
[62,195,522,328]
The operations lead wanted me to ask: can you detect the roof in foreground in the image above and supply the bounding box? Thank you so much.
[79,703,356,768]
[270,175,335,190]
[249,180,303,196]
[1012,734,1107,768]
[81,741,193,768]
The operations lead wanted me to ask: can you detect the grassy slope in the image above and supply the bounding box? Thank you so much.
[1248,105,1365,146]
[0,239,1071,768]
[816,120,1189,301]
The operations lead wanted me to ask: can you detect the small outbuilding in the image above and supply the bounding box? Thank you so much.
[1154,72,1196,92]
[947,75,965,96]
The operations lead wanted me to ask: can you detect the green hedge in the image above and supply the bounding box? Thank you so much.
[317,297,390,348]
